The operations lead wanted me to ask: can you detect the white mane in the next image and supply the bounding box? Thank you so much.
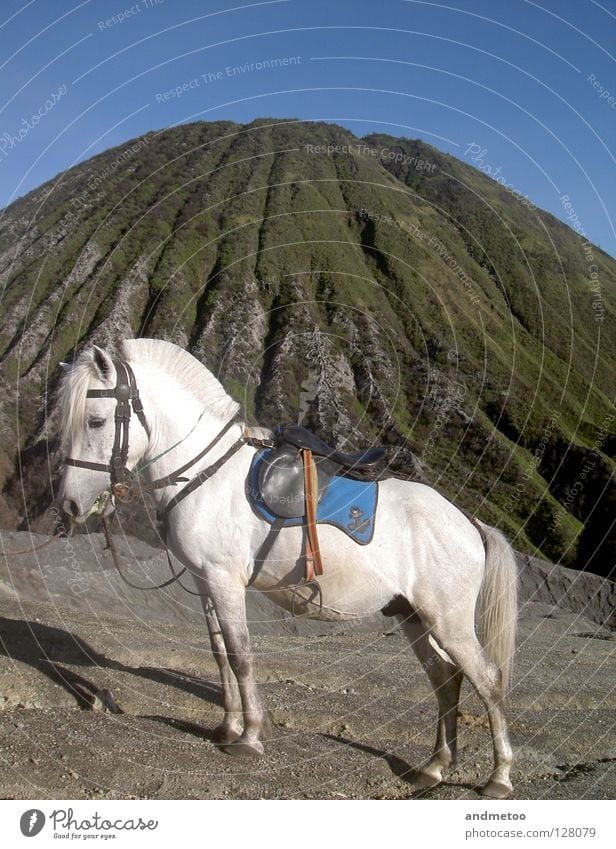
[58,338,239,447]
[58,355,98,448]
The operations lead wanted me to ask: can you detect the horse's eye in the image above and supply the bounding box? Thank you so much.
[88,417,106,429]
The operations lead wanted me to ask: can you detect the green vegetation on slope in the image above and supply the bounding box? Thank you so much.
[0,118,613,576]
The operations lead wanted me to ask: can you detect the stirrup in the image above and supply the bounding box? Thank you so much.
[291,577,323,618]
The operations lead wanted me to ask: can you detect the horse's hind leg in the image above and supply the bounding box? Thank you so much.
[400,615,463,788]
[200,594,243,744]
[431,625,514,799]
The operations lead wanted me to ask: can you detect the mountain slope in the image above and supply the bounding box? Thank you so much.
[0,118,614,574]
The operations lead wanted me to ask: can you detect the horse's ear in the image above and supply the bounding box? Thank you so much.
[59,361,72,372]
[92,345,115,383]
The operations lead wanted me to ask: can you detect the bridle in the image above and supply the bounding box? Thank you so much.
[61,356,278,595]
[61,356,262,594]
[63,357,266,511]
[65,359,151,500]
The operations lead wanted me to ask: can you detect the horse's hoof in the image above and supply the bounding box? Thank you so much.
[260,710,273,739]
[211,724,241,745]
[220,739,265,758]
[412,769,442,789]
[479,780,513,799]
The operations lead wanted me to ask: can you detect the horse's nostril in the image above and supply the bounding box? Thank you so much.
[63,499,80,518]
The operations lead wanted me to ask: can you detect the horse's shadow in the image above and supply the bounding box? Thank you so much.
[319,733,479,798]
[0,615,221,739]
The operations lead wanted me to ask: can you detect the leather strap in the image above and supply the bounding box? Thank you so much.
[302,449,324,581]
[248,516,285,586]
[65,358,149,487]
[102,515,187,591]
[110,361,132,487]
[159,437,245,520]
[138,416,238,492]
[64,458,111,473]
[165,417,236,481]
[124,360,150,436]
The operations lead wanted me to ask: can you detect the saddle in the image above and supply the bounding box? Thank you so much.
[257,425,386,582]
[258,425,386,519]
[279,425,387,472]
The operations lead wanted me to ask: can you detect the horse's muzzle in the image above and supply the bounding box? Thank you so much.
[60,490,115,524]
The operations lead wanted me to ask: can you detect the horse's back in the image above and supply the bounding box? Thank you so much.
[373,478,486,602]
[375,477,483,555]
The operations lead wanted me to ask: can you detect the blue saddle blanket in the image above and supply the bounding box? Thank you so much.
[247,449,378,545]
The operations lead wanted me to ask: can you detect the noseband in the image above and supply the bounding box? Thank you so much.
[65,359,150,499]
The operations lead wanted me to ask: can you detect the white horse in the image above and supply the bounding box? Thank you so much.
[57,338,518,799]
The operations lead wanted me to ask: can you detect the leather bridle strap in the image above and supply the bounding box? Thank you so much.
[159,436,245,521]
[138,416,238,492]
[64,359,148,489]
[124,361,149,435]
[112,361,132,488]
[64,355,244,506]
[64,458,112,474]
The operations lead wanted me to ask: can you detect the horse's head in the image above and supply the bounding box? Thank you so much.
[57,345,150,523]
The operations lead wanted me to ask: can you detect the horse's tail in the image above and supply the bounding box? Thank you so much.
[475,520,518,696]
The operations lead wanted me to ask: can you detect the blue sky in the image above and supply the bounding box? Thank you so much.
[1,0,615,255]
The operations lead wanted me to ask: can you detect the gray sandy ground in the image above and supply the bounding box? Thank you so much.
[0,530,614,800]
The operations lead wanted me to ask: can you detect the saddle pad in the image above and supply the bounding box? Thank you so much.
[247,449,378,545]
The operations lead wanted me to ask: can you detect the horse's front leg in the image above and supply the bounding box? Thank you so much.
[205,572,271,757]
[198,592,243,745]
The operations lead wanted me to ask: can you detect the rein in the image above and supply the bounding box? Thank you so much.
[3,531,64,556]
[158,434,245,521]
[142,416,239,496]
[102,418,247,596]
[102,515,188,591]
[64,357,244,504]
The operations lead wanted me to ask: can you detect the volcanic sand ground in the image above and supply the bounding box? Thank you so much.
[0,591,614,800]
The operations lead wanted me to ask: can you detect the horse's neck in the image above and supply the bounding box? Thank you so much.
[137,367,242,498]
